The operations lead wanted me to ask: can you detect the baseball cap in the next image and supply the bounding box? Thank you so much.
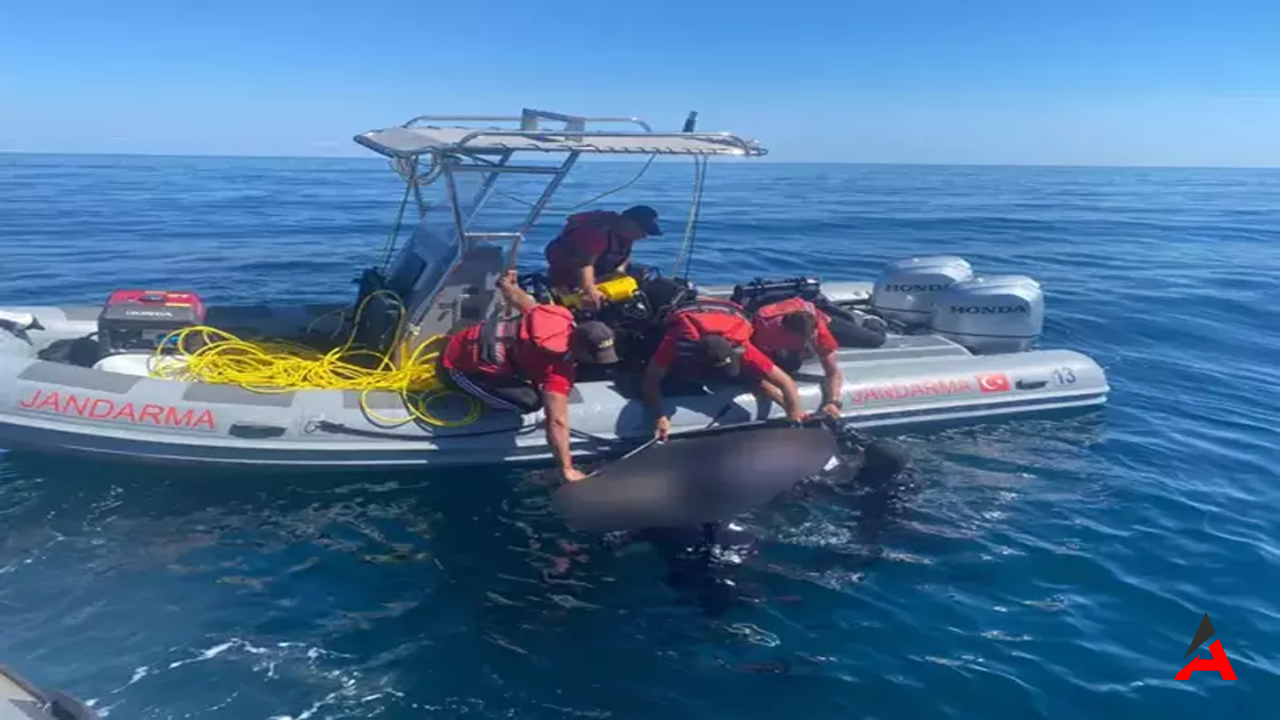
[574,321,619,364]
[620,205,663,236]
[697,335,742,377]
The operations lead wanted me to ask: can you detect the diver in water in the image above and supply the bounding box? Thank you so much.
[603,433,911,616]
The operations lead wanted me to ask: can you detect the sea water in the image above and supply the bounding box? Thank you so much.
[1,154,1278,719]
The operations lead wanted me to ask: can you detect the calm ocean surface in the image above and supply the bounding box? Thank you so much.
[1,153,1278,719]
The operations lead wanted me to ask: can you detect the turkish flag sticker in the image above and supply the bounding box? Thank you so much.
[976,373,1011,393]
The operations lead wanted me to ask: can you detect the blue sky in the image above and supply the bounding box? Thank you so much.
[1,0,1277,166]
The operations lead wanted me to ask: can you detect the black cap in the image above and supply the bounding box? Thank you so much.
[697,335,742,377]
[574,321,619,364]
[621,205,663,236]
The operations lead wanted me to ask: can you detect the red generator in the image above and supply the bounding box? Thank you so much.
[97,290,208,356]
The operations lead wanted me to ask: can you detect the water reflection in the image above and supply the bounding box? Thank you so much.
[0,413,1107,719]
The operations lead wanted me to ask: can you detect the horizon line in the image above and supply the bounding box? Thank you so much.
[1,149,1278,172]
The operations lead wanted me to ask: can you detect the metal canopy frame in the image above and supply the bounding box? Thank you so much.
[355,108,766,160]
[352,108,768,320]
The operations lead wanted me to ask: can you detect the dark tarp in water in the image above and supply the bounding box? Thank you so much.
[553,424,839,532]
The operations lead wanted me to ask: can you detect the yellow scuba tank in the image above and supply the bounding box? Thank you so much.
[557,274,640,309]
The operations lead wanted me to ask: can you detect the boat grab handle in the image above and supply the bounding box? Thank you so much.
[228,423,289,439]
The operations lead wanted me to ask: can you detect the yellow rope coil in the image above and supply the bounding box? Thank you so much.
[148,289,483,428]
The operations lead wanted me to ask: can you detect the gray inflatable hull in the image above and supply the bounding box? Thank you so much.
[1,664,99,720]
[0,282,1109,470]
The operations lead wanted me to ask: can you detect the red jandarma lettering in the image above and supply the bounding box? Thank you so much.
[17,389,217,431]
[851,378,972,404]
[850,373,1012,405]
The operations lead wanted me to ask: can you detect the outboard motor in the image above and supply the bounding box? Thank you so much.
[928,274,1044,354]
[870,256,974,327]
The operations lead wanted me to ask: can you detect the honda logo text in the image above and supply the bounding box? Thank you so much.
[949,305,1028,314]
[884,284,950,293]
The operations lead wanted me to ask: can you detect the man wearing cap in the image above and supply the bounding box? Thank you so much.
[441,270,619,482]
[544,205,663,311]
[640,298,807,442]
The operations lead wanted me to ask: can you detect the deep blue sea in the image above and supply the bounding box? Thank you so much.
[1,153,1279,719]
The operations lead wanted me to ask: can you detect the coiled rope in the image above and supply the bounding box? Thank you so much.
[148,289,483,429]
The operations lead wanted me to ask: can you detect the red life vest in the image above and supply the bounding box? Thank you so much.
[447,304,575,378]
[666,299,754,361]
[752,297,822,360]
[544,210,634,282]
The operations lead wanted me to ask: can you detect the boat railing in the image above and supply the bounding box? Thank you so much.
[403,109,655,133]
[356,108,765,159]
[464,231,524,243]
[462,231,523,251]
[359,108,765,328]
[438,128,761,156]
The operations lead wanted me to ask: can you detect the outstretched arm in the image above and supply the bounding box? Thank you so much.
[542,390,583,482]
[743,344,807,421]
[761,363,806,422]
[756,376,787,407]
[577,264,598,292]
[577,264,605,310]
[819,349,845,417]
[496,270,538,313]
[642,361,671,440]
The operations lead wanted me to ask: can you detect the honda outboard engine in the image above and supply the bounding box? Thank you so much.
[870,256,974,327]
[928,274,1044,354]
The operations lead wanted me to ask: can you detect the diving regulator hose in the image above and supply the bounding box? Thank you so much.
[149,289,483,428]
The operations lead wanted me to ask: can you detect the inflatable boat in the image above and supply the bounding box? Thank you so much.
[0,109,1109,471]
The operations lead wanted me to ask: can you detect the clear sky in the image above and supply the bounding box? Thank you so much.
[2,0,1278,166]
